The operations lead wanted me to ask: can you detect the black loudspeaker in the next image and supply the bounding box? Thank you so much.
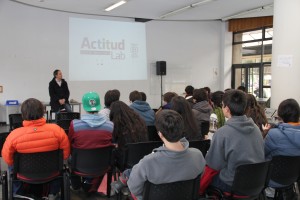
[156,61,166,75]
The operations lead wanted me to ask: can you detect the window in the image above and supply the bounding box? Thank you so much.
[232,27,272,99]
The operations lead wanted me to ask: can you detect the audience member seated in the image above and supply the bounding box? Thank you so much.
[184,85,195,108]
[140,91,147,101]
[203,86,213,107]
[192,88,213,138]
[112,110,206,199]
[99,89,120,120]
[264,98,300,198]
[171,96,201,140]
[109,101,148,168]
[129,90,155,126]
[1,98,70,200]
[200,90,265,195]
[156,92,178,114]
[237,85,246,93]
[68,92,114,194]
[211,91,225,129]
[245,94,268,137]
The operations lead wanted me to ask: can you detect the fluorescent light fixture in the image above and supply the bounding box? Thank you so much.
[105,0,126,12]
[160,0,216,19]
[222,4,273,21]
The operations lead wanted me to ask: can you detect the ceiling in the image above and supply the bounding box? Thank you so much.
[12,0,274,21]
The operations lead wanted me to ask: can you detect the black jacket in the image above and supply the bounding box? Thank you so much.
[49,78,70,112]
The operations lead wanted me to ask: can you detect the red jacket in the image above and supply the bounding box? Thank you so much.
[2,118,70,166]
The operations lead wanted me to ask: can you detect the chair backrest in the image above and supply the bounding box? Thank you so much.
[230,161,271,197]
[147,126,160,141]
[13,150,63,184]
[0,132,10,157]
[200,121,210,136]
[56,112,80,134]
[9,114,23,131]
[270,156,300,186]
[123,141,163,169]
[142,174,201,200]
[189,140,211,157]
[71,146,114,177]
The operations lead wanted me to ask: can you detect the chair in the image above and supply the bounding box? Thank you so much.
[122,141,163,170]
[0,132,10,200]
[200,121,210,137]
[56,112,80,134]
[269,156,300,199]
[2,149,70,200]
[189,140,211,157]
[147,126,160,141]
[0,132,10,157]
[70,146,115,197]
[142,174,201,200]
[8,114,23,131]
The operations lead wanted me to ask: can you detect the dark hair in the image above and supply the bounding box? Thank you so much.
[245,94,268,132]
[237,85,246,92]
[203,87,211,94]
[140,92,147,101]
[129,90,142,102]
[211,91,224,108]
[223,89,247,116]
[53,69,60,77]
[104,89,120,107]
[163,92,178,103]
[21,98,45,120]
[171,96,198,139]
[109,101,148,147]
[185,85,194,96]
[278,99,300,123]
[155,110,184,142]
[193,88,208,102]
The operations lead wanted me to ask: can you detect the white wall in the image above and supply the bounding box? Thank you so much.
[0,0,225,121]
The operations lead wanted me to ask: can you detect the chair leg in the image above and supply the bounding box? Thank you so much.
[107,170,113,198]
[1,171,8,200]
[63,172,70,200]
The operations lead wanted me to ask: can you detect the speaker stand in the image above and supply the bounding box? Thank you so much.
[160,74,163,107]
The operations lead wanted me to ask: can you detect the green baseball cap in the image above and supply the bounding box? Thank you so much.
[82,92,101,112]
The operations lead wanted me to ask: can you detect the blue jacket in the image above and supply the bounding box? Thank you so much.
[265,123,300,160]
[130,100,155,126]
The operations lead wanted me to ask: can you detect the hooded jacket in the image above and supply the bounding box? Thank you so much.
[127,138,206,200]
[193,100,213,122]
[2,118,70,166]
[68,113,113,149]
[205,115,265,186]
[130,100,155,126]
[265,122,300,159]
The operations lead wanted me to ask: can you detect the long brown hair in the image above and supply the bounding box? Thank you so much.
[109,101,148,148]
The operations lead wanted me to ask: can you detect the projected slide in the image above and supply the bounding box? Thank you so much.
[69,17,147,81]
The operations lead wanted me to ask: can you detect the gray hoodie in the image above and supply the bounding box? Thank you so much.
[127,138,206,200]
[205,115,265,186]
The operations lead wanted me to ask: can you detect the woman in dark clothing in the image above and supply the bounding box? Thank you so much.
[171,96,200,140]
[110,101,148,168]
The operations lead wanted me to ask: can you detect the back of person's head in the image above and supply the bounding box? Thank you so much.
[237,85,246,92]
[129,90,142,102]
[21,98,45,120]
[223,89,247,116]
[211,91,225,108]
[278,98,300,123]
[155,110,184,142]
[163,92,178,103]
[193,88,208,103]
[203,87,211,94]
[185,85,194,96]
[171,96,192,115]
[104,89,120,108]
[140,92,147,101]
[246,94,259,109]
[82,92,101,112]
[53,69,60,77]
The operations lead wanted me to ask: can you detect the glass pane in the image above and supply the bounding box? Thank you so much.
[262,41,272,62]
[263,88,271,98]
[234,30,262,43]
[265,28,273,39]
[241,42,262,63]
[234,68,245,89]
[247,68,260,96]
[263,65,271,87]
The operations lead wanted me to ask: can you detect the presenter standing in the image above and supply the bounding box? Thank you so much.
[49,69,72,113]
